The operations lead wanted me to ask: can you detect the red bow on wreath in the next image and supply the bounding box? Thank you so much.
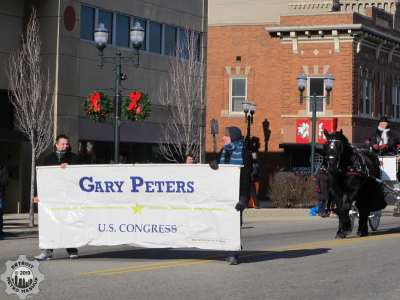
[128,91,142,112]
[90,92,101,112]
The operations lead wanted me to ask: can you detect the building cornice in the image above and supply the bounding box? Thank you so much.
[266,23,400,44]
[266,23,400,55]
[266,24,361,32]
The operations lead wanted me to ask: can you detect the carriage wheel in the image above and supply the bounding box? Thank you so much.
[368,210,382,231]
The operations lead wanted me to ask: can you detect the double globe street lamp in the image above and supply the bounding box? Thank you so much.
[297,73,334,175]
[94,21,145,163]
[242,101,256,142]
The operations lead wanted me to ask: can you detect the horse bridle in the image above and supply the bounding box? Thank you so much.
[326,138,345,170]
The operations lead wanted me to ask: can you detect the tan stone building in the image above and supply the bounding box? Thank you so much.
[206,1,400,197]
[0,0,207,212]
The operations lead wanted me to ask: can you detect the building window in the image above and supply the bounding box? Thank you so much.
[178,28,189,59]
[380,81,385,116]
[80,6,95,41]
[360,79,372,115]
[308,78,324,113]
[98,10,113,44]
[164,25,177,56]
[194,32,201,61]
[177,29,201,60]
[116,14,130,48]
[230,77,246,112]
[79,4,202,59]
[149,21,162,54]
[0,90,14,129]
[133,18,147,50]
[359,68,372,116]
[392,84,400,119]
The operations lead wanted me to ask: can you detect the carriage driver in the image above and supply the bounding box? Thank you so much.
[368,116,400,156]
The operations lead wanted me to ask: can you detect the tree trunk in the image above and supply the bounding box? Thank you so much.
[29,147,35,227]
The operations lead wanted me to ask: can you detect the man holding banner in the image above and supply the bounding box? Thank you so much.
[212,126,252,265]
[34,134,80,261]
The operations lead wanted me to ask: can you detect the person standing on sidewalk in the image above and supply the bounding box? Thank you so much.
[249,137,261,209]
[185,152,195,164]
[34,134,80,260]
[316,166,330,217]
[0,163,9,240]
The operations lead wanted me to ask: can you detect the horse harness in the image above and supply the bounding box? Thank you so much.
[347,147,371,178]
[327,138,371,178]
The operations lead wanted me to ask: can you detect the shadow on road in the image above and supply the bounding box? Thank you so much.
[239,248,330,263]
[369,226,400,236]
[78,247,331,264]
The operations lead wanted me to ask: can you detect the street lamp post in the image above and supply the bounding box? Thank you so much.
[240,101,256,225]
[297,73,334,175]
[94,22,145,163]
[242,101,256,142]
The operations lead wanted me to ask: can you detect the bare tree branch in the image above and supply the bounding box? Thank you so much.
[159,29,203,163]
[7,7,53,226]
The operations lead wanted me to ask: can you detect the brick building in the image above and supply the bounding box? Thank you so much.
[206,1,400,196]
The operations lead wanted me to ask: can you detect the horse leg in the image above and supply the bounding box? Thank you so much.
[336,193,353,238]
[335,210,348,239]
[357,209,369,237]
[332,192,347,238]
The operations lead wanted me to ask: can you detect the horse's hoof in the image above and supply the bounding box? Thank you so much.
[335,233,346,239]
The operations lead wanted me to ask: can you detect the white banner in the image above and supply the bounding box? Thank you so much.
[36,164,241,251]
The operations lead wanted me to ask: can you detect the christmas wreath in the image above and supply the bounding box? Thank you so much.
[84,91,112,122]
[122,91,151,121]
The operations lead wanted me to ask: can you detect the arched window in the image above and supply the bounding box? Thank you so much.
[359,67,372,116]
[392,77,400,119]
[384,2,388,12]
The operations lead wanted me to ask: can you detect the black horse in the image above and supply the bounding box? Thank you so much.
[323,130,387,238]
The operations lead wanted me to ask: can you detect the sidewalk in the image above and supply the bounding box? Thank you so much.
[3,213,38,236]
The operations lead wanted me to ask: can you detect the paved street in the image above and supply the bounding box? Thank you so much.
[1,209,400,300]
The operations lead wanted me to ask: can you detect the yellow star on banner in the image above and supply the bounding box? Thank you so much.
[132,203,144,214]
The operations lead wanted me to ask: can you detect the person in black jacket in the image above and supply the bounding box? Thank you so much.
[316,166,330,217]
[369,116,400,156]
[210,126,252,265]
[216,126,252,213]
[34,134,79,260]
[250,137,261,209]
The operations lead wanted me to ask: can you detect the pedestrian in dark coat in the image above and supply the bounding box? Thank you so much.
[316,167,330,217]
[210,126,252,265]
[218,126,252,212]
[77,141,96,164]
[250,137,261,209]
[34,134,79,260]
